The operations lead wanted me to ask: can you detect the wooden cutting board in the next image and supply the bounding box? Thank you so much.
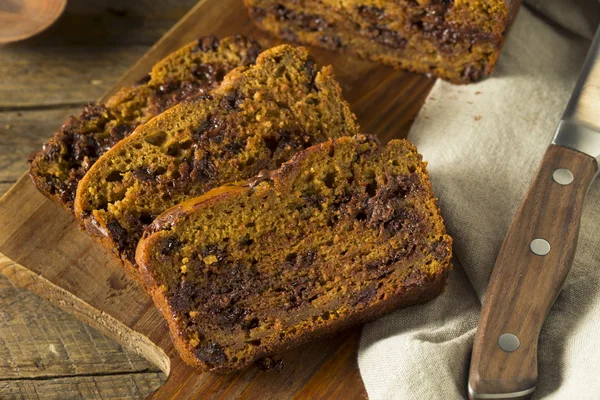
[0,0,434,398]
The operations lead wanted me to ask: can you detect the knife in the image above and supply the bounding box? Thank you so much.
[468,28,600,400]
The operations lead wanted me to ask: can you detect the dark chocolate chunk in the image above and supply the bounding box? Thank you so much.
[368,26,407,49]
[161,236,183,256]
[195,342,227,366]
[196,115,226,139]
[191,153,218,180]
[275,4,293,20]
[196,36,220,52]
[170,281,196,313]
[432,240,450,261]
[106,219,129,254]
[304,59,318,91]
[222,91,246,110]
[357,5,385,21]
[462,64,483,82]
[353,286,377,306]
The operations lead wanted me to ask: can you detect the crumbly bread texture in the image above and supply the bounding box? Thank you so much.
[29,36,262,210]
[74,44,359,280]
[136,135,452,372]
[244,0,520,83]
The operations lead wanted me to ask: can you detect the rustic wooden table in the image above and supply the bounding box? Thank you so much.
[0,1,203,397]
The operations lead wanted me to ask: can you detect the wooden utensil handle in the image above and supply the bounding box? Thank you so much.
[468,144,597,400]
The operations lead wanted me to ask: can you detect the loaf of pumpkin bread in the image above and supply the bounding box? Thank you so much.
[244,0,520,83]
[74,44,359,281]
[136,135,452,372]
[29,36,262,210]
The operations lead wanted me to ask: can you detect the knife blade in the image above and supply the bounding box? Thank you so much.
[467,27,600,400]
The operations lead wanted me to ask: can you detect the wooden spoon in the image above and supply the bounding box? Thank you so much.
[0,0,67,44]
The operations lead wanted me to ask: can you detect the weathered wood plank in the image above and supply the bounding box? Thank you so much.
[0,275,162,379]
[292,332,365,399]
[0,372,164,400]
[0,47,147,107]
[22,0,198,46]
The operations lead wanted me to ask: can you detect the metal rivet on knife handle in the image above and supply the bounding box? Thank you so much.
[552,168,574,185]
[498,333,520,353]
[530,238,551,256]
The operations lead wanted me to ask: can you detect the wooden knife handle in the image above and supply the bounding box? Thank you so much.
[468,144,598,400]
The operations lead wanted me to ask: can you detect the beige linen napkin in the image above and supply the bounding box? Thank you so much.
[358,3,600,399]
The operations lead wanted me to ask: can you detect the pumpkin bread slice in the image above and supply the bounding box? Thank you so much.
[29,35,262,211]
[244,0,519,83]
[136,134,452,372]
[74,44,359,280]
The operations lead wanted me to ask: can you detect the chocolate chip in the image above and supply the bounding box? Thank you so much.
[302,193,324,211]
[195,342,227,366]
[139,213,156,226]
[191,64,219,82]
[196,115,226,139]
[72,133,101,162]
[161,237,182,256]
[357,5,385,21]
[131,167,154,181]
[222,91,245,110]
[41,143,60,162]
[263,136,279,155]
[300,249,316,266]
[353,286,377,306]
[304,15,327,32]
[431,240,449,261]
[100,124,131,152]
[106,219,129,254]
[369,26,407,49]
[109,124,131,140]
[304,59,318,91]
[170,281,195,313]
[196,35,220,52]
[224,139,244,154]
[80,104,107,121]
[217,305,248,325]
[275,4,293,20]
[201,244,228,262]
[462,64,483,82]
